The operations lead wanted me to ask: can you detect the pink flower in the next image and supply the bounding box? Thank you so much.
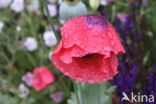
[51,14,125,83]
[32,66,55,91]
[50,92,63,103]
[22,72,34,86]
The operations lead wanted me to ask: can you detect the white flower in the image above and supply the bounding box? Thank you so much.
[44,4,57,17]
[18,83,29,98]
[43,31,57,47]
[0,0,11,8]
[27,0,40,14]
[58,0,63,4]
[0,21,4,32]
[11,0,24,12]
[48,0,57,3]
[24,37,38,51]
[59,18,65,24]
[48,51,53,60]
[101,0,108,6]
[16,26,21,32]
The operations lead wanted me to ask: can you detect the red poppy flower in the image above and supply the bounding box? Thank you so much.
[51,14,125,83]
[32,66,55,91]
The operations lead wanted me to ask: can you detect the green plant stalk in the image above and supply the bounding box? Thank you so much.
[78,83,84,104]
[96,84,100,104]
[43,0,61,41]
[73,81,80,104]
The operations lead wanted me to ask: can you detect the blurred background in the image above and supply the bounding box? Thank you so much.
[0,0,156,104]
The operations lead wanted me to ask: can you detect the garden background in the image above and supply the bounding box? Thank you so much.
[0,0,156,104]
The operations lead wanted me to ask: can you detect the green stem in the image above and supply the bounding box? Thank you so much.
[96,84,100,104]
[78,83,84,104]
[43,0,61,41]
[73,81,80,104]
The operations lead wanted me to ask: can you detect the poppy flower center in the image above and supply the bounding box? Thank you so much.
[82,54,93,58]
[73,53,103,69]
[86,14,108,28]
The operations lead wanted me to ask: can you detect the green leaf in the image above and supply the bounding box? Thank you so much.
[0,92,18,104]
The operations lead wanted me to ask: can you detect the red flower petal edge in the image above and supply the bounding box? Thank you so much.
[51,14,125,83]
[32,66,55,91]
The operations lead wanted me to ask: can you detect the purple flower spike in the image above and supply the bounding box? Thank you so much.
[117,13,128,23]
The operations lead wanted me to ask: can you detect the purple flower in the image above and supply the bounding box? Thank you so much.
[18,83,29,98]
[113,57,138,96]
[143,70,156,104]
[116,13,128,23]
[50,92,63,103]
[22,72,34,86]
[153,63,156,68]
[142,0,148,6]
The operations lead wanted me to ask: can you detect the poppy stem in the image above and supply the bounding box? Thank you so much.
[73,81,80,104]
[78,83,84,104]
[43,0,61,41]
[96,84,100,104]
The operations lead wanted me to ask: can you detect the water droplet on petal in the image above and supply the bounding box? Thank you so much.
[108,32,113,39]
[104,46,111,51]
[76,77,82,81]
[84,38,87,40]
[88,24,93,28]
[102,34,106,38]
[65,72,70,76]
[64,34,68,38]
[88,78,95,83]
[111,41,115,46]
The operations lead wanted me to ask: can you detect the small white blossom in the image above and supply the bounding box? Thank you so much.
[16,26,21,32]
[24,37,38,51]
[59,18,65,24]
[43,31,57,47]
[0,21,4,32]
[58,0,63,4]
[0,0,11,8]
[101,0,108,6]
[44,4,57,17]
[48,0,57,3]
[18,83,29,98]
[27,0,40,14]
[11,0,24,12]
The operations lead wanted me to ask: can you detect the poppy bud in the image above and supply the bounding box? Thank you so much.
[59,0,87,21]
[89,0,100,10]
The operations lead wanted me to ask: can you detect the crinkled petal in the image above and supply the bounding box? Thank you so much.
[61,15,125,57]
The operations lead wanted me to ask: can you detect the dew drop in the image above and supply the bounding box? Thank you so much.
[88,78,95,83]
[104,47,111,51]
[76,76,82,81]
[74,38,78,41]
[65,72,70,76]
[84,37,87,40]
[102,34,106,38]
[111,41,115,46]
[108,32,113,39]
[88,24,93,28]
[64,34,68,38]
